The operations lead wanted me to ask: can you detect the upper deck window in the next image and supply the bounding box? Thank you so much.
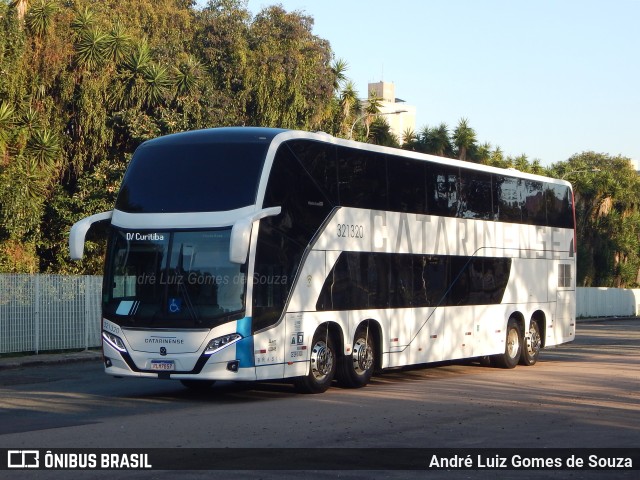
[116,138,270,213]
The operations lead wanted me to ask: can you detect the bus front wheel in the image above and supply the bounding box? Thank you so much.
[337,325,375,388]
[295,329,336,394]
[493,318,521,369]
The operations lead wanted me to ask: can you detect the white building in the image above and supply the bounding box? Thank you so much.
[366,81,416,144]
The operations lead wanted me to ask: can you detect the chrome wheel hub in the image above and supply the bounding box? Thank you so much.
[352,337,373,375]
[310,340,334,381]
[506,327,520,359]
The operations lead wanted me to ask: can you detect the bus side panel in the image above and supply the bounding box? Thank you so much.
[549,258,577,346]
[441,306,474,361]
[472,303,509,357]
[412,307,445,364]
[554,291,576,345]
[502,258,550,304]
[387,309,415,352]
[287,251,326,312]
[254,328,285,380]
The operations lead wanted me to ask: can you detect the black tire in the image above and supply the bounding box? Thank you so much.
[337,325,375,388]
[294,329,337,394]
[180,379,215,390]
[492,318,522,369]
[519,319,542,366]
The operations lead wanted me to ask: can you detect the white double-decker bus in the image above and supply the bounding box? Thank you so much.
[70,127,576,393]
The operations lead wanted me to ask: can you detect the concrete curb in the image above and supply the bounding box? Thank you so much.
[0,350,102,371]
[576,316,639,323]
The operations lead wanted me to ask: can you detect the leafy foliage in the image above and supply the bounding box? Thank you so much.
[0,0,637,288]
[0,0,337,274]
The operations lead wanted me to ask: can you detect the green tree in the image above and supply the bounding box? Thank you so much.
[246,5,335,129]
[452,117,476,161]
[550,152,640,287]
[418,123,452,157]
[368,117,399,147]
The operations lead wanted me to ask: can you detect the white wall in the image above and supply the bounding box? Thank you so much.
[576,287,640,318]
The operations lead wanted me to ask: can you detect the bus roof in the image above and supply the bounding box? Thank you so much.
[138,127,570,188]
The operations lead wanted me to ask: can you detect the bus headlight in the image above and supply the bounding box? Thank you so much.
[103,331,127,353]
[204,333,242,355]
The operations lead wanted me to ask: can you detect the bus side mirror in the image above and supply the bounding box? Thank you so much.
[229,207,281,264]
[69,211,113,260]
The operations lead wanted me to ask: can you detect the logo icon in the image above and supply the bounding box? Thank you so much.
[8,450,39,468]
[160,347,167,356]
[168,298,182,313]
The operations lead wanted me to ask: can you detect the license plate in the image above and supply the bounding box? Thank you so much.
[151,360,175,371]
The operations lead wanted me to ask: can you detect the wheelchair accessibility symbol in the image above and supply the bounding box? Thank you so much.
[168,298,182,313]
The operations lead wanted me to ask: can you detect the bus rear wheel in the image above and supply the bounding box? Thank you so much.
[493,318,521,369]
[520,319,541,366]
[295,329,336,394]
[337,325,375,388]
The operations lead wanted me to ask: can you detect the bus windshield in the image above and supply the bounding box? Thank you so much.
[103,228,246,327]
[115,140,270,213]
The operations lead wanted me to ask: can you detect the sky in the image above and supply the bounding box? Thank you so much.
[233,0,639,166]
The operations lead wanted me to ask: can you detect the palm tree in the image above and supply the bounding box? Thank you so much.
[25,128,60,171]
[490,146,507,168]
[369,117,399,147]
[338,80,358,137]
[10,0,29,23]
[114,40,153,109]
[363,91,382,139]
[431,122,452,157]
[142,63,171,107]
[105,21,132,64]
[173,56,202,98]
[25,0,57,37]
[74,28,109,70]
[331,58,348,93]
[452,117,476,161]
[70,6,96,33]
[476,142,492,164]
[402,128,417,148]
[513,154,529,172]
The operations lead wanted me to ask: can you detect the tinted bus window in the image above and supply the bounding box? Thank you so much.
[387,156,427,213]
[317,252,511,311]
[254,144,335,332]
[523,180,546,225]
[458,170,495,219]
[285,140,339,206]
[428,165,460,216]
[496,175,526,223]
[337,147,388,210]
[545,184,573,228]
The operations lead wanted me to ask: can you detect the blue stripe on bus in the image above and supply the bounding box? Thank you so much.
[236,317,254,367]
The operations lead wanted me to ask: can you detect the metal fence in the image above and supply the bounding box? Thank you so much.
[0,274,102,354]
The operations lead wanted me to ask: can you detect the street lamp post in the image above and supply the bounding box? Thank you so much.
[561,168,601,179]
[349,109,407,140]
